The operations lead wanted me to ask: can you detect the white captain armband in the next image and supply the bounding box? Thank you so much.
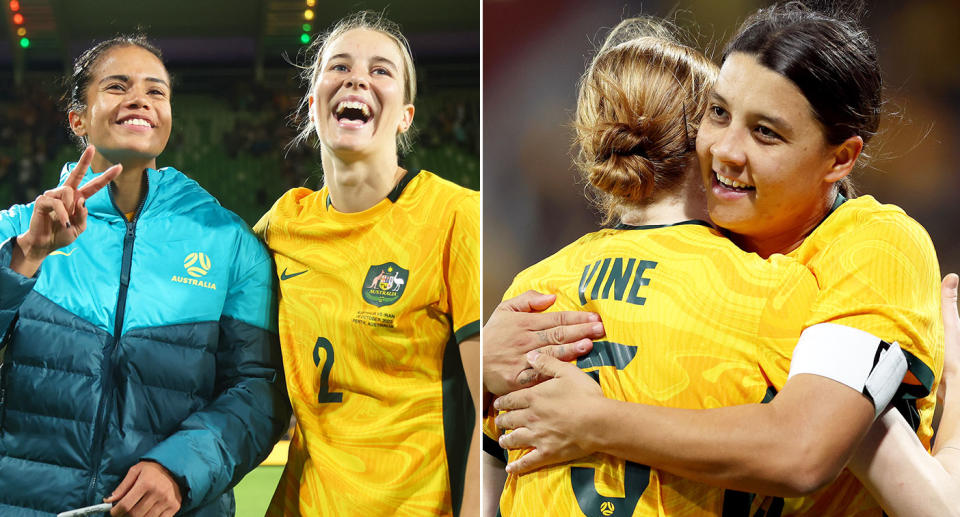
[788,323,908,419]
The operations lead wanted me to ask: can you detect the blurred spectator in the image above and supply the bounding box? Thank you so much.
[0,72,478,224]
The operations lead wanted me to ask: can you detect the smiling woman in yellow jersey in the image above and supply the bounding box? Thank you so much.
[255,11,480,517]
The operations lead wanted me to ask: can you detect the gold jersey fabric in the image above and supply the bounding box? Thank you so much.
[767,194,943,517]
[487,221,820,517]
[257,170,480,517]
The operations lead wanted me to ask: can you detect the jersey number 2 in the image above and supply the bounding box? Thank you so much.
[313,337,343,403]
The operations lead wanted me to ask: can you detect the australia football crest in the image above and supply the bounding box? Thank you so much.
[362,262,409,307]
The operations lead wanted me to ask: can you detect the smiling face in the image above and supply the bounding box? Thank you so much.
[69,45,172,170]
[695,52,853,256]
[310,28,414,159]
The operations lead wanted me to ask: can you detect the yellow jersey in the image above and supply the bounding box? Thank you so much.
[769,194,943,517]
[488,221,819,517]
[257,170,480,517]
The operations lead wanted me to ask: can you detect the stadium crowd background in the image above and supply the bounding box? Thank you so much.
[484,0,960,317]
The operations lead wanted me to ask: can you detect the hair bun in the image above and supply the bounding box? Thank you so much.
[599,120,653,159]
[588,120,659,202]
[572,18,717,223]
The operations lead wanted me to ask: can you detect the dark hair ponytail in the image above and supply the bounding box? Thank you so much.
[59,34,165,147]
[724,1,882,197]
[62,34,165,115]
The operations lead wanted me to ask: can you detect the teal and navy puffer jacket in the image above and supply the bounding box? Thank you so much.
[0,163,291,516]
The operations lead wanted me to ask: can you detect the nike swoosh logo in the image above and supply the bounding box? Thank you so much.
[280,268,308,281]
[49,249,76,257]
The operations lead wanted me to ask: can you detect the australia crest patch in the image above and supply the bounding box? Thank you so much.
[362,262,409,307]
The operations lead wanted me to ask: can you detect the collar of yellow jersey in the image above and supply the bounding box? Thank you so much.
[613,219,712,231]
[325,169,421,210]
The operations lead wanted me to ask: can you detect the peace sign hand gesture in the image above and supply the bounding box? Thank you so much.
[12,145,121,277]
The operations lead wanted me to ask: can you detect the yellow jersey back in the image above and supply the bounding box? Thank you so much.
[490,221,818,517]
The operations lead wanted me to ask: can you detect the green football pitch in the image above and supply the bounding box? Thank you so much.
[234,465,283,517]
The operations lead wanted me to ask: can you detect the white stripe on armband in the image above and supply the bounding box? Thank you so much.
[788,323,908,419]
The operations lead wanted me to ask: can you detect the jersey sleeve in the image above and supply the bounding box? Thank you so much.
[804,217,940,393]
[251,204,274,245]
[482,405,508,462]
[501,261,551,302]
[501,276,528,303]
[795,215,942,436]
[755,257,820,392]
[441,190,480,343]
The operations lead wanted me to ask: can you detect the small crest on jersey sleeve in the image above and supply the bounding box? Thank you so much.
[362,262,409,307]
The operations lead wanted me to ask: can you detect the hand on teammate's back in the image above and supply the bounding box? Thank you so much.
[482,290,603,398]
[494,350,606,474]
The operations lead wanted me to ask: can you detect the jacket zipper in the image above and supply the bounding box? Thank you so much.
[1,313,18,429]
[0,360,6,431]
[1,319,11,428]
[86,176,148,503]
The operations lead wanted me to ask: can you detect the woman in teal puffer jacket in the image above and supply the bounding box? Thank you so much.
[0,35,289,516]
